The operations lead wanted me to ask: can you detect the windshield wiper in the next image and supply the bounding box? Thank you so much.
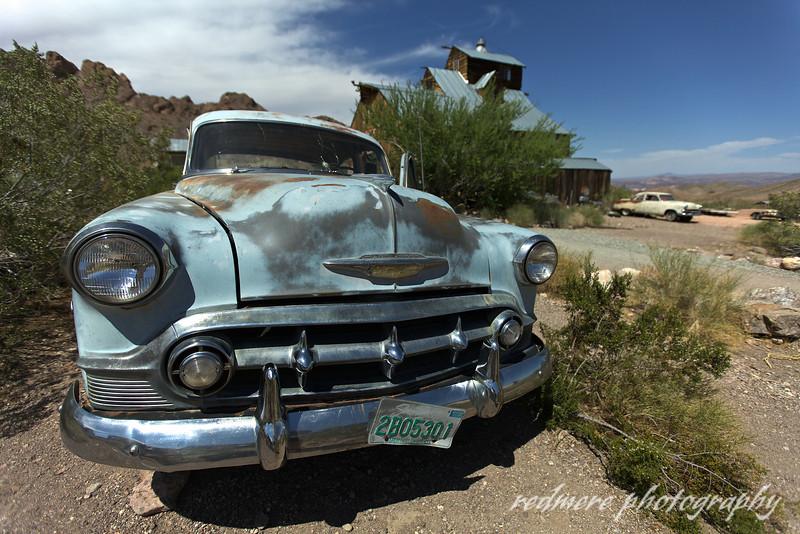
[229,166,257,174]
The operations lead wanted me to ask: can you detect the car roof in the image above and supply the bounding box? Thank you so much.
[190,110,382,147]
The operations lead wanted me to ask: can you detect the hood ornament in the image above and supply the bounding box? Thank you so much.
[323,253,448,285]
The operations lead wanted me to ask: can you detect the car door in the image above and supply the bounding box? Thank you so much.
[642,194,660,215]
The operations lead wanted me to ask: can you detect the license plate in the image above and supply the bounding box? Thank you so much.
[367,398,465,448]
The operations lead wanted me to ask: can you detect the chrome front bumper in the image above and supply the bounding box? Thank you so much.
[60,344,551,472]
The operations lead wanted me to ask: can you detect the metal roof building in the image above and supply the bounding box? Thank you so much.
[352,38,612,204]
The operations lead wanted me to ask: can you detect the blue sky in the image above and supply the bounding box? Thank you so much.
[3,0,799,177]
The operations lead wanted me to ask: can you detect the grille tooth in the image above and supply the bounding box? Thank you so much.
[85,374,174,410]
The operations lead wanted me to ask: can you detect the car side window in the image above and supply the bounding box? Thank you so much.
[632,194,644,202]
[645,194,659,201]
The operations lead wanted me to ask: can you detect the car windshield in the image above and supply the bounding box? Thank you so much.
[188,121,389,176]
[659,194,675,201]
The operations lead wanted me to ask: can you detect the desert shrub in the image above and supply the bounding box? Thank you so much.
[0,44,174,318]
[739,221,800,257]
[573,204,605,227]
[505,203,604,229]
[633,248,743,342]
[603,184,634,204]
[505,203,537,227]
[549,258,765,532]
[769,191,800,221]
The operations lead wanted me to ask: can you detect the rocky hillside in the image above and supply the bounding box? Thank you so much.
[45,51,265,138]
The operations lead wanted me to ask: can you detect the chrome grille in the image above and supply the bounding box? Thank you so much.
[85,374,175,410]
[194,305,533,408]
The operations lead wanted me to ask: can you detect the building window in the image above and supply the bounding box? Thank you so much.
[504,68,512,82]
[453,58,460,72]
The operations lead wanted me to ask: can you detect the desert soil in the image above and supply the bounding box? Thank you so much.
[1,215,798,533]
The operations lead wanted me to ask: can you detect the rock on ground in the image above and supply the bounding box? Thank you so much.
[744,303,800,340]
[781,257,800,271]
[747,287,800,308]
[129,470,189,517]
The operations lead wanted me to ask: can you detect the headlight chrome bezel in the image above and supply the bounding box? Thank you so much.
[513,235,558,285]
[63,223,177,307]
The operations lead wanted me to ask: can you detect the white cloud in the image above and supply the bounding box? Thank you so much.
[604,137,800,177]
[1,0,401,122]
[366,42,448,67]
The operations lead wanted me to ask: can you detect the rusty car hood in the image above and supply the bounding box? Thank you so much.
[176,173,489,300]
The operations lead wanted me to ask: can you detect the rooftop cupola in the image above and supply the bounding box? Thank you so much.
[475,37,487,53]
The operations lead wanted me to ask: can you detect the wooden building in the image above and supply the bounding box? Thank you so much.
[556,158,612,204]
[353,39,611,204]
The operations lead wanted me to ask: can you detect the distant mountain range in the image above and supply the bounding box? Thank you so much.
[615,172,800,190]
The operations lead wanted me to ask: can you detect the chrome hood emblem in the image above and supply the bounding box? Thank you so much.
[323,253,449,285]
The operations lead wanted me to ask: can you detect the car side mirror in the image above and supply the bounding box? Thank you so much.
[398,152,420,189]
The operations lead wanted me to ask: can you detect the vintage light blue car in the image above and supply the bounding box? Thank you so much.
[59,111,557,471]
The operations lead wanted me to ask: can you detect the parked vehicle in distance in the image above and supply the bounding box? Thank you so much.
[59,111,557,472]
[613,192,702,222]
[750,208,784,220]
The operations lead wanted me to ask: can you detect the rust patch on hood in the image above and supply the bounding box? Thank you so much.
[176,173,316,213]
[415,198,471,243]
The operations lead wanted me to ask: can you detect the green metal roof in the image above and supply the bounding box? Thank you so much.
[473,70,495,90]
[426,68,482,107]
[453,45,525,67]
[559,157,612,171]
[503,90,570,135]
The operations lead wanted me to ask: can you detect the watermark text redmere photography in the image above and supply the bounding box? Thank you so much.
[509,484,782,522]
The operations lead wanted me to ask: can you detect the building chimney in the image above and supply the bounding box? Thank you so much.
[475,37,487,53]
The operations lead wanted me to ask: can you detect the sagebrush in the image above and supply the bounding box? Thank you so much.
[633,248,743,342]
[548,257,766,532]
[0,44,178,318]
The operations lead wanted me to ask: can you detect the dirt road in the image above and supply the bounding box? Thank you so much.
[544,215,800,294]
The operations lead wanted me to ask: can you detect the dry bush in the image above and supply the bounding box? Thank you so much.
[549,258,765,532]
[632,248,743,343]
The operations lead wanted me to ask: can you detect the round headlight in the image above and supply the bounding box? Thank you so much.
[514,238,558,285]
[74,234,161,304]
[498,318,522,348]
[179,352,223,390]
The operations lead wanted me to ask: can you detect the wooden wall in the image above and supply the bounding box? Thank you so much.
[445,49,523,91]
[549,169,611,204]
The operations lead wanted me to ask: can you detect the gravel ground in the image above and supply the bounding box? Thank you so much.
[717,339,800,531]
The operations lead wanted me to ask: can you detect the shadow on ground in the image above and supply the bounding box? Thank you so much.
[172,397,545,529]
[0,300,79,438]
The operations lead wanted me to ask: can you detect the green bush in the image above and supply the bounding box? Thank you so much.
[358,82,572,213]
[505,203,538,227]
[740,221,800,256]
[573,204,605,227]
[0,44,175,317]
[549,258,765,532]
[505,202,604,229]
[633,248,743,342]
[769,191,800,221]
[603,184,634,205]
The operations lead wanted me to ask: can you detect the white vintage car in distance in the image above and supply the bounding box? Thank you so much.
[613,192,702,222]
